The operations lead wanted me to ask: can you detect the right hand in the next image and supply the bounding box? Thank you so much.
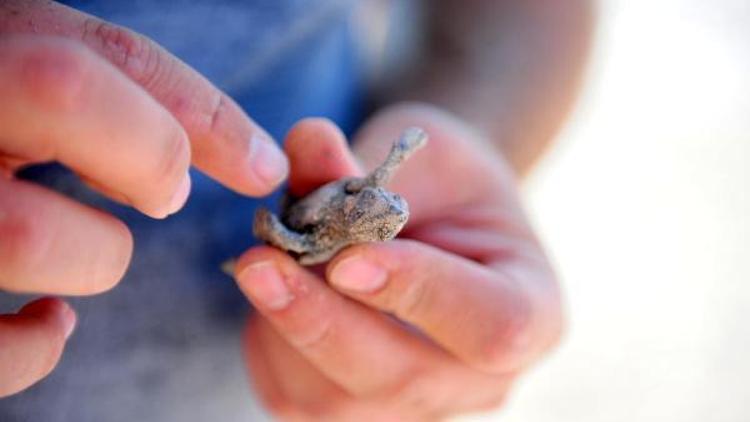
[0,0,289,397]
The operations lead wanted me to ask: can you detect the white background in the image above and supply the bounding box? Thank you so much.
[463,1,750,421]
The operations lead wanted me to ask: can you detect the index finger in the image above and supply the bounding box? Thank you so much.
[0,0,288,195]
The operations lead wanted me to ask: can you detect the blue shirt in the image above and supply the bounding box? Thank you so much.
[1,1,368,420]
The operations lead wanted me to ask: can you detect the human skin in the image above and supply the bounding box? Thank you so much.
[0,0,288,397]
[237,106,563,420]
[237,0,593,418]
[0,0,593,416]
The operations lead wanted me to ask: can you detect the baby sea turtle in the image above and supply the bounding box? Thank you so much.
[253,127,428,265]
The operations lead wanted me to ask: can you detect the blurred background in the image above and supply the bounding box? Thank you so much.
[462,0,750,420]
[2,1,746,420]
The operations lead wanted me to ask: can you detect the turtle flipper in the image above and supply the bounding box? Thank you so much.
[347,127,428,191]
[253,208,311,254]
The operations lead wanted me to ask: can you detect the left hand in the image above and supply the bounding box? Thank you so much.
[234,104,564,421]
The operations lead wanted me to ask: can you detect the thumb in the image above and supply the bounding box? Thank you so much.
[284,118,363,197]
[0,297,76,397]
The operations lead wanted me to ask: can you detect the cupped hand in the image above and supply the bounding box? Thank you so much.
[0,0,288,397]
[235,104,563,421]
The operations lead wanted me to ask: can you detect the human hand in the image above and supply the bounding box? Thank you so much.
[234,104,563,420]
[0,0,288,397]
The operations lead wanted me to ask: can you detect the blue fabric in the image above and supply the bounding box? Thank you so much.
[0,1,366,421]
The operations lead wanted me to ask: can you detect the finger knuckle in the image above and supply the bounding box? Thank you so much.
[383,369,433,412]
[187,92,246,155]
[0,207,51,291]
[475,298,535,372]
[289,311,335,352]
[207,92,229,136]
[391,261,435,320]
[81,18,163,89]
[183,91,233,147]
[18,38,92,113]
[395,277,430,320]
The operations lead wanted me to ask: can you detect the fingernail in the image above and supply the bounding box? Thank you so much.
[330,256,387,293]
[251,135,288,187]
[58,301,77,340]
[167,173,192,215]
[237,262,293,310]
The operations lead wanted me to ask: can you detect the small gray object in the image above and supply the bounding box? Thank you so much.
[253,127,428,265]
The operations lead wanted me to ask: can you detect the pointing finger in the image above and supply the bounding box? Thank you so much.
[1,0,288,195]
[0,35,190,218]
[284,118,362,197]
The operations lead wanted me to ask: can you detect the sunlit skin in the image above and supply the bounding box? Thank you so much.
[236,110,563,420]
[0,0,593,418]
[0,0,288,397]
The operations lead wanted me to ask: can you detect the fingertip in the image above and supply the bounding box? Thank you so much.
[328,253,388,294]
[65,207,133,295]
[284,117,344,154]
[235,247,303,312]
[165,172,192,216]
[235,246,296,278]
[284,118,362,196]
[326,241,422,295]
[0,298,75,397]
[140,170,192,220]
[19,297,77,340]
[201,130,288,198]
[90,215,133,294]
[59,301,77,340]
[327,240,419,272]
[238,260,294,311]
[250,134,289,191]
